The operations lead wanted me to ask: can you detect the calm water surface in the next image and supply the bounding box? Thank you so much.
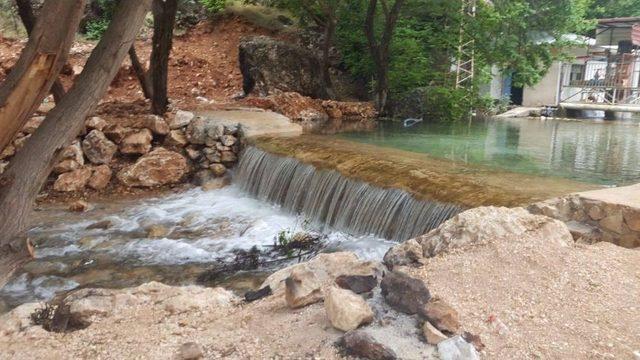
[337,117,640,185]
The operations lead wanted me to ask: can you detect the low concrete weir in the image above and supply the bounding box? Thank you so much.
[236,146,462,241]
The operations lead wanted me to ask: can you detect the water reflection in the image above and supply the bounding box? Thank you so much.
[338,117,640,185]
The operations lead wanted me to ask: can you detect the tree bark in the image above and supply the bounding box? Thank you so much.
[0,0,151,288]
[150,0,178,115]
[129,44,153,99]
[364,0,404,113]
[321,14,336,99]
[14,0,67,104]
[0,0,84,153]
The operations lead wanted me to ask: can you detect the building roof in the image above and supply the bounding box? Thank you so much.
[598,17,640,28]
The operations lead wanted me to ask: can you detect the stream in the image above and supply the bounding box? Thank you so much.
[0,185,395,311]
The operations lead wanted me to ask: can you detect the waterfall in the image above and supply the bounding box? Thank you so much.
[235,147,462,241]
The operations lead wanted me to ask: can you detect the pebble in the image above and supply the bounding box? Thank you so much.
[176,342,203,360]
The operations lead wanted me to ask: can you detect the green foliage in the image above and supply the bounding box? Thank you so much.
[472,0,592,87]
[586,0,640,19]
[85,18,110,40]
[276,228,293,249]
[225,2,296,31]
[176,0,208,28]
[422,87,476,121]
[0,0,23,37]
[373,0,592,115]
[83,0,117,40]
[200,0,227,14]
[273,219,314,258]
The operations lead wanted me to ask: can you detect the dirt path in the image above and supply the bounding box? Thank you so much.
[406,234,640,359]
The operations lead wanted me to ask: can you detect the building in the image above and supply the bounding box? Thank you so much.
[489,17,640,115]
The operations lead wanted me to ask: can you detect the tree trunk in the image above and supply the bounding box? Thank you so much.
[0,0,151,288]
[129,44,153,99]
[322,15,336,99]
[0,0,84,153]
[150,0,178,115]
[14,0,67,104]
[364,0,404,113]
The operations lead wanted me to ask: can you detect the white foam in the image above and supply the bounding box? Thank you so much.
[30,186,394,266]
[0,273,79,304]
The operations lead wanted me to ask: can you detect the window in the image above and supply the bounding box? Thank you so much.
[569,64,585,84]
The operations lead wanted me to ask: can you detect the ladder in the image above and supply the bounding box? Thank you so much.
[455,0,477,89]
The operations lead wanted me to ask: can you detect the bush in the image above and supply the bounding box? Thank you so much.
[82,0,117,40]
[423,87,476,122]
[85,18,110,40]
[200,0,227,14]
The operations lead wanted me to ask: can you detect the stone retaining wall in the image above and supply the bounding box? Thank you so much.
[0,109,243,194]
[528,194,640,248]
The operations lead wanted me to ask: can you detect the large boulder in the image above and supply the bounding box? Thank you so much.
[239,36,328,99]
[53,167,92,192]
[422,297,461,334]
[53,141,85,175]
[171,110,195,129]
[85,116,107,131]
[144,115,170,136]
[185,117,225,146]
[117,148,189,187]
[384,207,573,267]
[82,130,117,164]
[324,286,374,332]
[284,267,323,309]
[335,274,378,294]
[261,252,382,294]
[63,282,237,325]
[380,270,431,316]
[339,331,398,360]
[165,129,188,147]
[88,165,112,190]
[120,129,153,155]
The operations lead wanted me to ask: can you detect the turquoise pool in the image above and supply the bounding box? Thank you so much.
[337,117,640,186]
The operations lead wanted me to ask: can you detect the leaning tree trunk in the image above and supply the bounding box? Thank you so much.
[150,0,178,115]
[129,44,153,99]
[14,0,67,103]
[0,0,84,153]
[0,0,151,288]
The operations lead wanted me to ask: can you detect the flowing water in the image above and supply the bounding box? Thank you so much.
[4,156,448,310]
[236,147,462,241]
[337,117,640,186]
[0,186,399,311]
[1,146,463,310]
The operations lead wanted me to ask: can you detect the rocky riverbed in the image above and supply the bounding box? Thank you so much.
[2,206,638,359]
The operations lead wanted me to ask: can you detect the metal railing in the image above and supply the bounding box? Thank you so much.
[560,55,640,106]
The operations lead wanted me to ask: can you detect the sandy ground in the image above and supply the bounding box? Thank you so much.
[405,236,640,359]
[0,292,344,360]
[1,213,639,359]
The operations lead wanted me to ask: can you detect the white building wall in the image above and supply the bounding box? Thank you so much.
[522,61,562,106]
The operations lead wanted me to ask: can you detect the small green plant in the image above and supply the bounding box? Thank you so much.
[273,219,320,259]
[276,228,293,249]
[199,0,227,14]
[85,18,110,40]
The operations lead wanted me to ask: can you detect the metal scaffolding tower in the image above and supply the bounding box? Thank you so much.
[455,0,477,89]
